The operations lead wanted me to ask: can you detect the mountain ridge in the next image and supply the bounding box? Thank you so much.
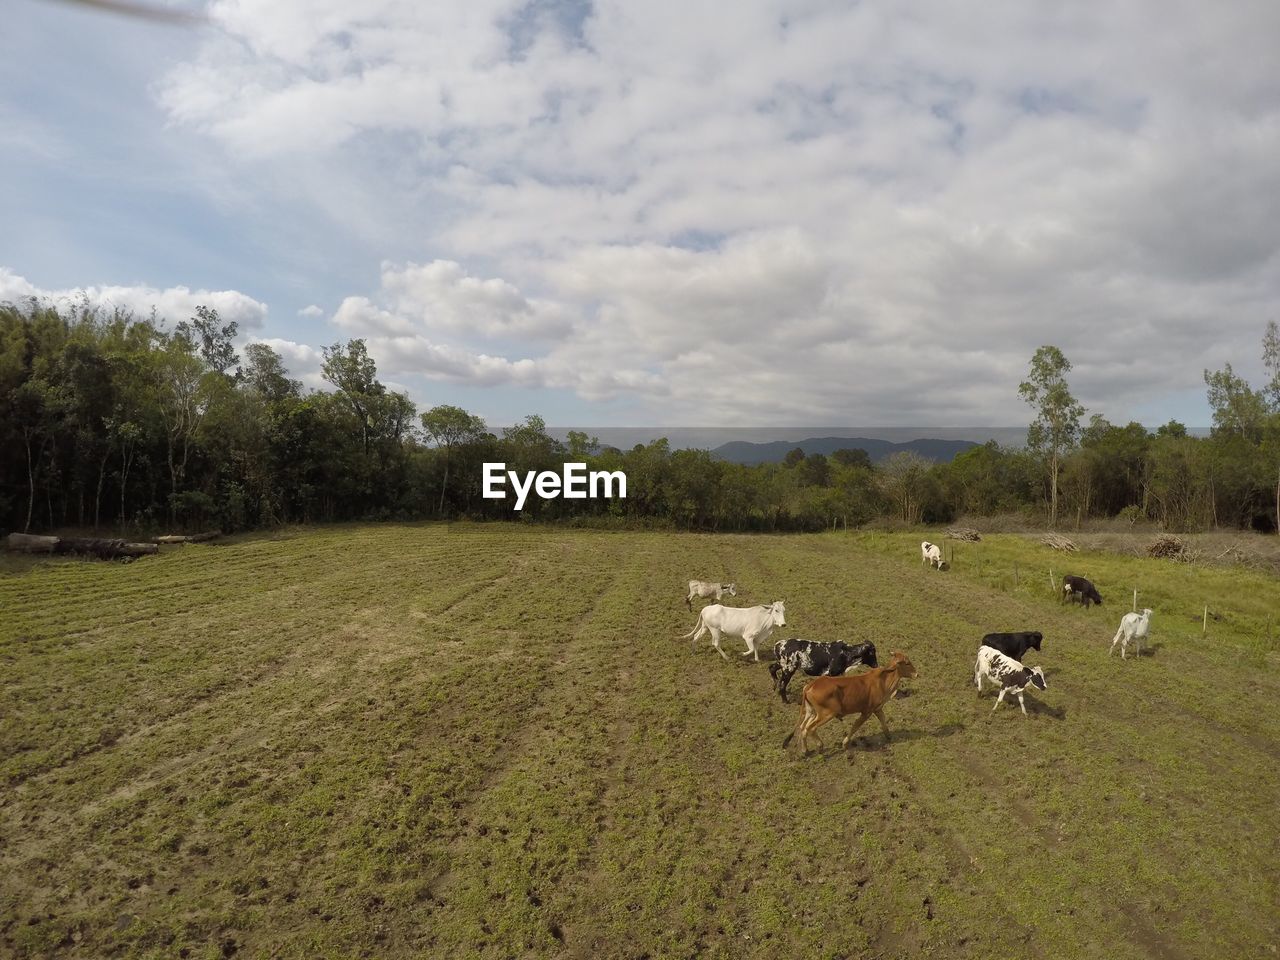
[710,435,979,464]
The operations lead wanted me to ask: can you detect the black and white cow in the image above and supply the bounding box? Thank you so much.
[769,639,878,703]
[978,631,1043,662]
[1061,575,1103,608]
[974,646,1047,715]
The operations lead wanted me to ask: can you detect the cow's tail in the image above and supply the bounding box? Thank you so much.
[782,687,811,748]
[678,613,706,642]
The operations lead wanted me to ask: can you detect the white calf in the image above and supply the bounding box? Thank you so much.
[685,580,737,609]
[921,541,947,570]
[1110,608,1152,660]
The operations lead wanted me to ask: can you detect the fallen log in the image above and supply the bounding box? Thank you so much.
[152,531,221,544]
[5,533,157,559]
[5,533,59,553]
[55,537,159,559]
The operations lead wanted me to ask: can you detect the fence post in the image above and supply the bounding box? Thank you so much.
[1014,561,1019,588]
[1133,588,1137,612]
[1203,605,1208,634]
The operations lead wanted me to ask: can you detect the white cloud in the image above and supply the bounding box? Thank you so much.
[298,304,324,317]
[135,2,1280,423]
[0,267,269,331]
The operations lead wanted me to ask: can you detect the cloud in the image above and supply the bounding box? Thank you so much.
[0,267,269,331]
[136,2,1280,423]
[298,304,324,317]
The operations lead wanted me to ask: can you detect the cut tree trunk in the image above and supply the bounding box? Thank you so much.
[152,531,221,544]
[6,533,58,553]
[5,533,158,559]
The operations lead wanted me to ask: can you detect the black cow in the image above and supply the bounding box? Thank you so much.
[979,631,1043,662]
[769,638,878,703]
[1061,575,1103,608]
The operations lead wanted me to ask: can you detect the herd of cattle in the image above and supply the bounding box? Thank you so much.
[681,541,1155,755]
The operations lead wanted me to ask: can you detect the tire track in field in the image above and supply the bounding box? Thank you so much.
[2,542,529,788]
[421,536,636,913]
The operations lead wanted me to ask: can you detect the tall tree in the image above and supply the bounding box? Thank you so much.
[420,405,487,516]
[1263,319,1280,411]
[1203,362,1266,442]
[1019,346,1085,527]
[878,450,931,524]
[178,305,240,378]
[322,339,383,456]
[154,331,211,523]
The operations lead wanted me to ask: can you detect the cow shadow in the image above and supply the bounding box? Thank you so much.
[974,692,1067,720]
[1019,698,1067,720]
[836,721,966,754]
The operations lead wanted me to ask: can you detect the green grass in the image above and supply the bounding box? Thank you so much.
[2,524,1278,958]
[855,530,1280,656]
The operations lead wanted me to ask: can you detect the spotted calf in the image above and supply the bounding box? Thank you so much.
[974,645,1047,716]
[769,639,878,703]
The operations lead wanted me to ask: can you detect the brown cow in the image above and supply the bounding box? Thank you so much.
[782,650,919,755]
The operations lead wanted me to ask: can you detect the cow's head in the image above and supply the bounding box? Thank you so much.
[861,643,879,668]
[936,559,950,571]
[889,650,918,680]
[1140,608,1153,619]
[1028,666,1047,691]
[770,600,786,627]
[725,583,737,597]
[1029,631,1044,651]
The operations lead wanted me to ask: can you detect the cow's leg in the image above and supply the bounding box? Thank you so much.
[689,623,707,652]
[710,628,728,660]
[974,664,984,694]
[873,707,892,743]
[740,631,759,661]
[1017,690,1028,715]
[804,708,834,754]
[778,668,795,703]
[840,711,872,748]
[993,688,1009,712]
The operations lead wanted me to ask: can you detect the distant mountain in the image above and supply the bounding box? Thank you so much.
[710,436,979,465]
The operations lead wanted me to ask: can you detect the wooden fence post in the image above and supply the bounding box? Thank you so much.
[1014,561,1019,588]
[1133,588,1137,612]
[1203,605,1208,634]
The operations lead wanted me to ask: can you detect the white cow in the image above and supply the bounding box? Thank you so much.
[921,541,948,570]
[1110,608,1153,660]
[685,580,737,609]
[680,601,786,662]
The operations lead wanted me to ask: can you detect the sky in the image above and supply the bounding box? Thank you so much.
[2,0,1279,430]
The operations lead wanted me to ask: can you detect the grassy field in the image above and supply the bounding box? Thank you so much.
[2,525,1278,959]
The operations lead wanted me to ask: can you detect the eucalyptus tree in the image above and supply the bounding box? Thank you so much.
[1019,346,1085,527]
[420,404,487,516]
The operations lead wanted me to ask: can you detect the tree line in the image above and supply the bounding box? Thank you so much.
[2,298,1279,535]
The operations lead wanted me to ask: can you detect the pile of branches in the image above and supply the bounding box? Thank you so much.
[1040,533,1077,552]
[946,527,982,542]
[1147,534,1187,560]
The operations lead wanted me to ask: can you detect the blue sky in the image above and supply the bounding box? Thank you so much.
[4,0,1279,429]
